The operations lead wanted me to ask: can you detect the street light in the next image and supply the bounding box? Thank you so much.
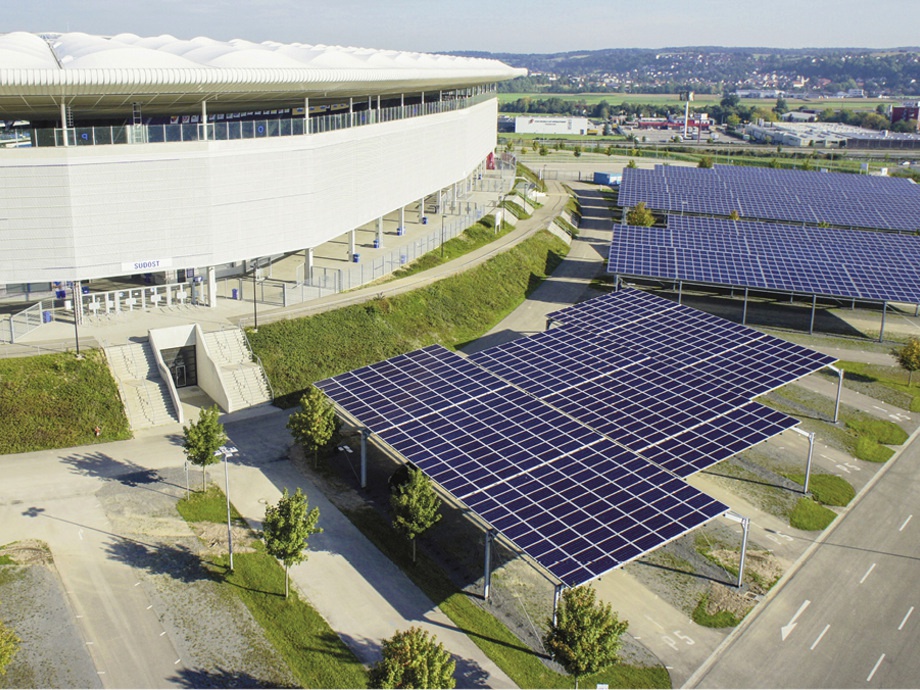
[251,260,259,332]
[215,444,239,570]
[440,213,446,258]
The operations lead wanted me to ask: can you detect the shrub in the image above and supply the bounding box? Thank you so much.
[783,473,855,506]
[855,436,895,463]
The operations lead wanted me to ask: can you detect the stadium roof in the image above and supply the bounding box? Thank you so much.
[0,32,525,119]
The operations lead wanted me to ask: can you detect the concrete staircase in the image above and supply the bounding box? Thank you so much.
[203,329,273,410]
[105,342,178,429]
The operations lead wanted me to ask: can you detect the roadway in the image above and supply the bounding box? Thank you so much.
[689,426,920,688]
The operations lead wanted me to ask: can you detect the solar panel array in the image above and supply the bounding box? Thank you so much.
[606,216,920,303]
[317,344,728,586]
[483,288,832,474]
[617,164,920,231]
[318,290,834,587]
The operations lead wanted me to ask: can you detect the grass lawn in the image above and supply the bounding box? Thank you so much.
[176,490,368,689]
[789,497,838,531]
[833,360,920,412]
[692,593,746,628]
[0,349,132,454]
[782,473,855,507]
[250,230,570,407]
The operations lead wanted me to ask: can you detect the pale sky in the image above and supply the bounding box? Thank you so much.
[5,0,918,54]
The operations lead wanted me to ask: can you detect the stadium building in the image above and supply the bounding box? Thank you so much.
[0,32,524,303]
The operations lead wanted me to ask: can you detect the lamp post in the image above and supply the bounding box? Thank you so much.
[440,213,446,258]
[215,444,239,570]
[251,260,259,332]
[72,280,81,357]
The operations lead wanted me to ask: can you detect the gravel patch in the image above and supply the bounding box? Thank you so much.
[0,543,100,690]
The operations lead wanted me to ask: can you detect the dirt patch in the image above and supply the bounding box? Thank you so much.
[0,540,51,567]
[189,522,258,557]
[704,583,754,620]
[708,548,787,595]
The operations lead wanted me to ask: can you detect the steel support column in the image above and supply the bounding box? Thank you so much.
[552,584,563,627]
[791,426,816,493]
[360,429,369,489]
[809,294,817,335]
[737,517,750,588]
[483,529,494,600]
[880,301,888,342]
[828,365,843,423]
[742,286,749,325]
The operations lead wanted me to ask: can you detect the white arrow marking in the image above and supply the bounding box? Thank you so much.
[781,600,811,641]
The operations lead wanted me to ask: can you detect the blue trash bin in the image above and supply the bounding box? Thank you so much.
[232,288,239,300]
[373,239,380,249]
[421,216,428,225]
[42,310,52,323]
[397,227,405,236]
[352,253,360,263]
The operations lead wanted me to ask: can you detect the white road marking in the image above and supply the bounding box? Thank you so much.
[867,653,885,682]
[810,624,830,650]
[782,600,811,641]
[900,515,913,532]
[644,614,665,630]
[175,658,181,665]
[134,581,141,587]
[860,563,877,584]
[78,529,84,541]
[836,464,851,474]
[873,405,886,412]
[160,631,167,637]
[86,641,93,645]
[899,606,914,631]
[146,605,153,610]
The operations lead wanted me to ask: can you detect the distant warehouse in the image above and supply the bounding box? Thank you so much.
[515,116,591,135]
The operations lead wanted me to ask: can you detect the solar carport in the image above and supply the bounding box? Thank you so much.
[317,289,837,606]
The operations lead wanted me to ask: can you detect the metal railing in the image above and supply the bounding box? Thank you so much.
[36,93,493,148]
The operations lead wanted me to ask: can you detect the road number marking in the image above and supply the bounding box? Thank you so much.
[867,653,885,682]
[899,606,914,631]
[673,630,695,645]
[900,515,913,532]
[860,563,877,584]
[810,624,830,651]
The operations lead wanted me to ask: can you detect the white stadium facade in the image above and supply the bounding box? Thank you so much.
[0,31,524,300]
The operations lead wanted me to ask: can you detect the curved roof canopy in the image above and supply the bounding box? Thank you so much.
[0,32,525,120]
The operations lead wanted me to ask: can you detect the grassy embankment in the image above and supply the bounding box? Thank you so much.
[176,488,369,689]
[0,349,131,454]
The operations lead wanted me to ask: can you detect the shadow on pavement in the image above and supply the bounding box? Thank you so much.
[168,666,296,689]
[104,537,211,584]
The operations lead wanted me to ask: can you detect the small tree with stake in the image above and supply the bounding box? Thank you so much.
[390,468,441,564]
[894,336,920,386]
[543,585,629,689]
[369,627,456,689]
[626,201,656,227]
[286,385,338,468]
[262,488,322,599]
[182,405,227,491]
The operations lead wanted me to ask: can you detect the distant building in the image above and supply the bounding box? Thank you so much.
[744,121,920,149]
[514,116,590,135]
[890,102,920,128]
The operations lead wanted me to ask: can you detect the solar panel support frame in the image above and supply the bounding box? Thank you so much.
[826,364,844,423]
[790,426,816,494]
[552,583,564,627]
[723,511,751,588]
[360,427,370,489]
[484,540,491,601]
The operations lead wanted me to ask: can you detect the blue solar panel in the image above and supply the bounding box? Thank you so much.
[618,164,920,232]
[638,402,798,477]
[606,215,920,304]
[318,343,731,587]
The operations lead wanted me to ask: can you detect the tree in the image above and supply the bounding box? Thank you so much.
[263,488,322,598]
[0,612,19,677]
[287,385,338,468]
[626,159,637,169]
[894,337,920,386]
[573,145,582,158]
[626,201,655,227]
[543,586,628,689]
[390,468,442,563]
[698,156,713,169]
[729,210,741,221]
[182,405,227,491]
[773,97,789,115]
[369,627,455,689]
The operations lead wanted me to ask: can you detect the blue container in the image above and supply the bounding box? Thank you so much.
[421,216,428,225]
[55,290,66,299]
[373,239,380,249]
[81,285,90,295]
[352,253,360,263]
[42,310,52,323]
[232,288,239,300]
[397,227,405,236]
